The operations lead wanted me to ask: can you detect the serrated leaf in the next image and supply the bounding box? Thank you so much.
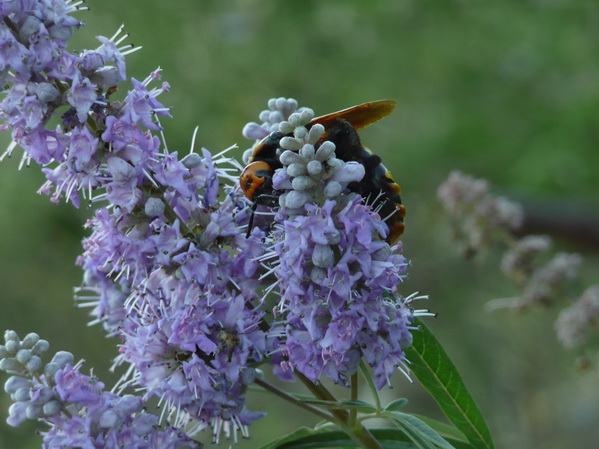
[404,319,495,449]
[385,398,409,412]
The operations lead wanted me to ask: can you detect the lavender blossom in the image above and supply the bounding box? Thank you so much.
[0,331,200,448]
[2,0,269,439]
[242,98,426,389]
[1,0,424,442]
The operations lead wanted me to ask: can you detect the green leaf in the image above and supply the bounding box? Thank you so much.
[385,398,409,411]
[404,318,495,449]
[293,398,375,413]
[383,411,455,449]
[409,414,467,443]
[340,399,377,413]
[260,426,418,449]
[259,427,328,449]
[259,426,471,449]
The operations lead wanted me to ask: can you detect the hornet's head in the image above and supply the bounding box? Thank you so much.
[239,161,274,201]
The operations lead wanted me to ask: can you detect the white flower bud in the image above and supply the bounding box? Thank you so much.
[4,376,31,394]
[43,401,61,417]
[269,110,284,124]
[100,409,120,428]
[294,126,308,140]
[287,163,307,178]
[273,97,285,110]
[315,141,336,161]
[279,193,288,208]
[181,153,203,169]
[51,351,74,368]
[4,331,19,344]
[31,340,49,356]
[241,367,257,385]
[278,121,294,134]
[311,267,327,284]
[145,197,165,217]
[26,356,42,373]
[280,150,304,166]
[327,232,341,245]
[372,244,392,261]
[288,112,305,127]
[324,181,342,198]
[242,121,268,140]
[273,169,293,190]
[300,144,315,159]
[107,157,136,183]
[26,403,43,420]
[15,349,31,364]
[292,176,315,191]
[0,358,25,374]
[4,340,19,356]
[299,108,314,124]
[33,83,60,103]
[20,15,42,39]
[44,363,60,379]
[284,190,310,209]
[91,67,121,86]
[312,244,334,268]
[37,386,53,403]
[21,334,39,350]
[259,110,270,122]
[332,161,365,184]
[14,387,31,402]
[307,160,323,177]
[280,136,303,151]
[326,157,344,175]
[308,124,325,144]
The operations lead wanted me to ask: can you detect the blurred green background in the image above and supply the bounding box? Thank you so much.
[1,0,599,448]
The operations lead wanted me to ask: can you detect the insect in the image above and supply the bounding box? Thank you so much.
[240,100,405,243]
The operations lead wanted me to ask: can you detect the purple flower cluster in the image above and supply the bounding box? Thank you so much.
[269,198,414,388]
[1,0,271,441]
[242,103,421,389]
[0,331,199,449]
[0,1,422,446]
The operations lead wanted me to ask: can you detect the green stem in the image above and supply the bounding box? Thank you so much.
[295,371,348,424]
[253,378,334,422]
[359,360,381,411]
[349,372,358,426]
[295,371,383,449]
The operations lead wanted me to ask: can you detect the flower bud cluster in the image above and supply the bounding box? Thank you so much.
[272,109,365,213]
[1,331,199,448]
[0,331,62,426]
[437,171,523,256]
[242,98,425,389]
[241,97,306,163]
[0,2,423,442]
[2,1,269,440]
